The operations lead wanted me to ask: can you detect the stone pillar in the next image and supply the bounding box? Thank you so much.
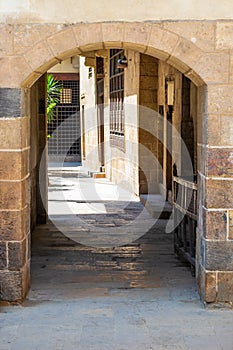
[0,88,30,301]
[36,75,48,224]
[197,84,233,305]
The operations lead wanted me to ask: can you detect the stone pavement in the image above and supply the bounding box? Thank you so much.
[0,169,233,350]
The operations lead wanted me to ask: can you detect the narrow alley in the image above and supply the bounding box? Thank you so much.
[0,168,232,350]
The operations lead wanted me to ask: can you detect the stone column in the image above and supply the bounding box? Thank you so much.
[197,84,233,305]
[0,88,30,301]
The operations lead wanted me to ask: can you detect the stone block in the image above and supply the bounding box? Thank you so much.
[8,239,27,271]
[0,271,22,301]
[207,148,233,177]
[24,41,59,73]
[0,118,22,149]
[73,23,102,50]
[0,180,27,210]
[166,56,190,75]
[203,209,227,240]
[47,28,78,58]
[205,272,217,303]
[206,115,221,146]
[0,242,7,269]
[163,21,215,52]
[124,22,151,46]
[170,39,203,73]
[193,52,229,84]
[145,47,170,62]
[0,150,29,180]
[205,179,233,209]
[0,206,29,241]
[0,56,32,88]
[230,52,233,84]
[207,85,233,114]
[0,24,14,55]
[0,88,21,117]
[205,240,233,271]
[196,262,216,303]
[14,24,62,55]
[102,22,125,44]
[217,272,233,302]
[216,21,233,50]
[148,26,179,57]
[220,116,233,147]
[22,261,30,299]
[228,210,233,240]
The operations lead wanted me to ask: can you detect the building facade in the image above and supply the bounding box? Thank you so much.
[0,1,233,306]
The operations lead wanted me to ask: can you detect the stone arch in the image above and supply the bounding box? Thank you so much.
[1,21,233,305]
[17,21,222,88]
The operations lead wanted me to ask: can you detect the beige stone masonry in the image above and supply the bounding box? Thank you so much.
[216,21,233,50]
[163,21,216,52]
[0,57,32,88]
[23,41,59,73]
[17,21,229,88]
[0,117,30,150]
[207,85,233,114]
[47,27,81,60]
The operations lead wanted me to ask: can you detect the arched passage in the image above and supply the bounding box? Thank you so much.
[1,22,232,306]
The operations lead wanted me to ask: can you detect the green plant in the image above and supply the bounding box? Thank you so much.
[47,74,62,123]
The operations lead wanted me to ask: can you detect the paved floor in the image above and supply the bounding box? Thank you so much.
[0,169,233,350]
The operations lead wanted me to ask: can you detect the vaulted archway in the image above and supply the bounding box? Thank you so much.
[1,22,233,305]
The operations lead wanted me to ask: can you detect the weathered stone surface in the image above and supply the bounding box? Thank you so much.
[0,150,29,180]
[23,41,57,72]
[205,272,217,303]
[0,24,14,55]
[229,210,233,240]
[205,240,233,271]
[206,179,233,209]
[0,271,22,301]
[73,23,103,49]
[47,28,78,58]
[8,239,27,271]
[171,39,203,72]
[14,24,63,55]
[124,22,152,46]
[203,209,227,240]
[0,242,7,269]
[207,85,233,114]
[163,21,215,51]
[0,206,29,241]
[217,272,233,302]
[0,56,32,88]
[206,115,221,146]
[0,180,27,210]
[207,148,233,177]
[216,21,233,50]
[102,22,125,46]
[220,116,233,147]
[193,52,229,84]
[196,263,216,303]
[148,26,179,59]
[230,51,233,84]
[0,116,30,151]
[0,88,21,117]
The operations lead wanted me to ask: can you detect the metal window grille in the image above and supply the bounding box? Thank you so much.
[48,79,81,162]
[109,49,125,150]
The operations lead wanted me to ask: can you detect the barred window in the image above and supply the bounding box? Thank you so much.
[109,49,125,150]
[60,88,72,104]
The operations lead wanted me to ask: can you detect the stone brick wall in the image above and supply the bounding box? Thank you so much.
[0,92,30,301]
[139,54,159,194]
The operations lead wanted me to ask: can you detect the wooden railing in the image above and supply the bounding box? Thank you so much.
[173,176,197,275]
